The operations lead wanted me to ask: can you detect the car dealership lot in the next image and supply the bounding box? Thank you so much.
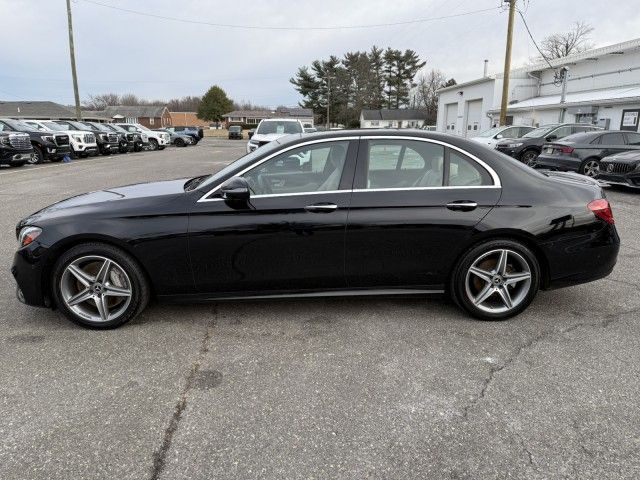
[1,139,639,479]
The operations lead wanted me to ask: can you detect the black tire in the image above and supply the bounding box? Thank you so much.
[30,145,44,164]
[79,152,89,158]
[450,239,540,321]
[158,145,166,150]
[11,161,26,167]
[51,243,151,329]
[520,149,539,166]
[149,139,159,151]
[175,138,185,147]
[579,157,601,178]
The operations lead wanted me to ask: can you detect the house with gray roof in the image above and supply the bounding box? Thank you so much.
[360,109,428,129]
[101,105,171,128]
[222,107,314,128]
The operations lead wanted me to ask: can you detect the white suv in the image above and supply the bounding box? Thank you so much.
[116,123,169,151]
[22,119,98,158]
[246,118,304,153]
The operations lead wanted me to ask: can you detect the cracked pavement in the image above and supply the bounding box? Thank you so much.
[1,139,639,479]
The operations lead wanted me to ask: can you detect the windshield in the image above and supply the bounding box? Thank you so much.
[523,125,557,138]
[93,123,113,133]
[229,126,241,132]
[196,140,283,191]
[256,120,302,135]
[476,126,505,138]
[4,119,32,130]
[42,121,66,131]
[108,124,127,133]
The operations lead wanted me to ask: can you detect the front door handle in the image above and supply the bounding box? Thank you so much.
[305,203,338,213]
[446,201,478,212]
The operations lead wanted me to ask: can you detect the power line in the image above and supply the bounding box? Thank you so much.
[80,0,500,31]
[516,8,554,70]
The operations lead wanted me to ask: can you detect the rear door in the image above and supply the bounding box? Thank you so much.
[345,137,501,289]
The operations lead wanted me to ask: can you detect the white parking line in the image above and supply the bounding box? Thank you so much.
[0,164,63,176]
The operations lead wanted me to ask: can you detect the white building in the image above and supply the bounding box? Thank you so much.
[437,38,640,136]
[360,109,428,128]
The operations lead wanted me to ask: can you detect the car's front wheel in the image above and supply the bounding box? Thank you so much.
[30,145,43,164]
[450,239,540,320]
[520,149,539,166]
[149,139,159,151]
[52,243,150,328]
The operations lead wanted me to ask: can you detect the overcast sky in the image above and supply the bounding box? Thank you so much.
[1,0,639,108]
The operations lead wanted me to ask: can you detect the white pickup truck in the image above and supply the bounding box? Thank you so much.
[115,123,169,150]
[22,119,98,158]
[246,118,305,153]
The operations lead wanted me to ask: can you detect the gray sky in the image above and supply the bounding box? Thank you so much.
[1,0,639,108]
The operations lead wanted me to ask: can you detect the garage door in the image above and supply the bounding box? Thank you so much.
[445,103,457,133]
[465,99,482,137]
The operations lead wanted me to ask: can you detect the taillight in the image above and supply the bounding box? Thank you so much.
[560,146,574,154]
[588,199,614,224]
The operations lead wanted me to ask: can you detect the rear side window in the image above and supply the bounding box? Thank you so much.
[626,132,640,145]
[448,150,493,187]
[365,140,444,189]
[600,133,625,145]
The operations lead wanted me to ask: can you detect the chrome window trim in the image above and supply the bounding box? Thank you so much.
[197,134,502,203]
[198,137,359,202]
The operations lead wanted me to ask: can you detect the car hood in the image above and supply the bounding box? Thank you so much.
[602,150,640,163]
[20,178,189,226]
[250,133,289,143]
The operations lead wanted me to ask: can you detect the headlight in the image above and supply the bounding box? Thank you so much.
[41,135,55,143]
[100,133,108,140]
[72,134,83,142]
[0,136,9,146]
[506,142,523,148]
[18,226,42,247]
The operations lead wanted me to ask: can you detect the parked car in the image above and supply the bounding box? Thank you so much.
[166,126,203,144]
[247,128,256,139]
[471,125,535,148]
[597,150,640,189]
[495,123,601,165]
[533,130,638,177]
[55,120,119,156]
[0,118,71,164]
[228,125,243,139]
[106,123,148,152]
[155,128,192,147]
[304,127,318,133]
[116,123,169,151]
[101,123,135,152]
[12,130,619,328]
[21,119,98,158]
[246,118,304,153]
[0,131,33,167]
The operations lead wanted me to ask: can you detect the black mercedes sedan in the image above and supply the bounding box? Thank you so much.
[495,123,601,165]
[534,130,640,177]
[597,150,640,189]
[12,130,620,328]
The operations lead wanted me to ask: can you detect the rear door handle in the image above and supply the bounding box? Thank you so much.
[305,203,338,213]
[446,201,478,212]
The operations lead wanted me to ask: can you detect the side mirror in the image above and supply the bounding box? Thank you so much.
[546,134,557,141]
[220,176,250,201]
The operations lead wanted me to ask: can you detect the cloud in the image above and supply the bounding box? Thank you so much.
[0,0,637,107]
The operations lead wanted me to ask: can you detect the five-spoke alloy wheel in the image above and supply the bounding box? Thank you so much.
[451,239,540,320]
[52,243,150,328]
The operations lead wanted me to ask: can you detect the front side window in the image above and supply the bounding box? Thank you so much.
[448,150,492,186]
[242,141,349,196]
[365,140,444,189]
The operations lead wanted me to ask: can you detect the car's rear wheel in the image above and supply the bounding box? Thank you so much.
[450,239,540,320]
[521,149,539,166]
[175,138,185,147]
[149,139,159,151]
[580,158,600,177]
[52,243,150,329]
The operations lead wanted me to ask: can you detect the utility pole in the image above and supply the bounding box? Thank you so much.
[66,0,82,121]
[499,0,516,126]
[326,75,332,130]
[558,66,569,122]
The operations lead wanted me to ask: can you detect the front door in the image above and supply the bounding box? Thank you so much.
[345,137,501,289]
[188,139,358,294]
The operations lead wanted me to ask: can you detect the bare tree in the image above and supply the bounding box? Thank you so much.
[412,69,455,124]
[540,21,594,60]
[82,93,120,110]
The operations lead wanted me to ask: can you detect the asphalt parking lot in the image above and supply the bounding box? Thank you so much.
[1,138,639,479]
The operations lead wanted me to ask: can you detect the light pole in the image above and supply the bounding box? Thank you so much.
[326,74,334,130]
